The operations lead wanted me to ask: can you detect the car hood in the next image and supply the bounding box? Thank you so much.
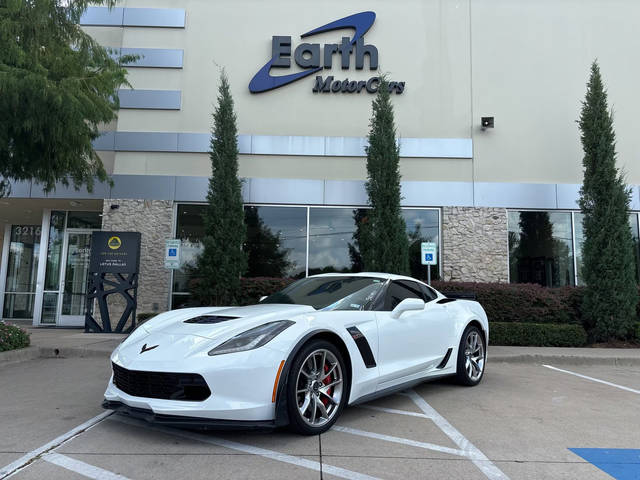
[114,304,315,368]
[137,303,315,341]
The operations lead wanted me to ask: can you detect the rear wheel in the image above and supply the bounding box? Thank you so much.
[286,340,348,435]
[455,325,486,386]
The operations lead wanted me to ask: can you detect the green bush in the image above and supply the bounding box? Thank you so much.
[432,281,583,324]
[634,322,640,342]
[489,322,587,347]
[236,277,296,306]
[137,312,158,323]
[0,323,30,352]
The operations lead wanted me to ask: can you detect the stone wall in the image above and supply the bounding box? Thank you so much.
[101,199,173,317]
[442,207,509,283]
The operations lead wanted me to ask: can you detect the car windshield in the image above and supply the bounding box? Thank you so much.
[259,276,386,311]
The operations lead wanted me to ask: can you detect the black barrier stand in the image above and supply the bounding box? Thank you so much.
[85,231,141,333]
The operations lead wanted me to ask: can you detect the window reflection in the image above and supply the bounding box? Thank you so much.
[308,208,366,275]
[508,211,574,287]
[574,212,639,285]
[245,206,306,278]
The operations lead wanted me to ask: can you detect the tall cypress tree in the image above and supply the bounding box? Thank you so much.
[578,61,638,341]
[361,78,409,275]
[195,71,247,305]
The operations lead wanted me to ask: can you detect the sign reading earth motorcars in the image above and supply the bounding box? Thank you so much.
[249,11,405,95]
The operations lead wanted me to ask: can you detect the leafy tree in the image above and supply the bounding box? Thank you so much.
[361,77,409,274]
[0,0,134,196]
[578,61,638,341]
[194,71,247,305]
[244,206,291,277]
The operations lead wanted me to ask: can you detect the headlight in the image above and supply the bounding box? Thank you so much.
[208,321,294,356]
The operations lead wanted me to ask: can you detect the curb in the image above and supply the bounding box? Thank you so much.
[0,346,40,366]
[490,354,640,367]
[0,346,111,367]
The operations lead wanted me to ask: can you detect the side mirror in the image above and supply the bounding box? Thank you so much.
[390,298,425,319]
[259,296,267,302]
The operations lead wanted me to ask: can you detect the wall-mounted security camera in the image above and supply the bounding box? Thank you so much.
[110,204,120,210]
[481,117,494,130]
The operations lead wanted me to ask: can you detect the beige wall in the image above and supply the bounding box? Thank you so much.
[472,0,640,184]
[99,0,640,186]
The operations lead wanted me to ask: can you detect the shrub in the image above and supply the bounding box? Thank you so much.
[0,323,30,352]
[137,313,158,323]
[237,277,296,305]
[489,322,587,347]
[432,281,583,325]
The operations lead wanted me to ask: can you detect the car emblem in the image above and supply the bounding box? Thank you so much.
[140,343,158,354]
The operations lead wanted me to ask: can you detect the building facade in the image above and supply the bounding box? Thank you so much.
[2,0,640,326]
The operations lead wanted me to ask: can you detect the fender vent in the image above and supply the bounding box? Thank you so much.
[436,348,453,369]
[184,315,239,324]
[346,326,376,368]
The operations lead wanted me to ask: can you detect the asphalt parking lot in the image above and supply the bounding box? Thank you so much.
[1,356,638,480]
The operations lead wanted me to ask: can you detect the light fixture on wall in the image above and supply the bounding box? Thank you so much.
[481,116,495,131]
[69,201,82,207]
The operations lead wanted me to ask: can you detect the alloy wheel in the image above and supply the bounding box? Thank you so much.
[464,330,485,381]
[295,348,343,428]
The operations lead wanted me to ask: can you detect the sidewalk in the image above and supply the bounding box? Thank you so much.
[1,324,640,367]
[0,325,123,366]
[489,345,640,366]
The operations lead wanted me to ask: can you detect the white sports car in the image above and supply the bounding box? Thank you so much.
[103,273,488,435]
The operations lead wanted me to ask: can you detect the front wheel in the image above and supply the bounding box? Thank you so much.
[286,340,348,435]
[455,325,486,386]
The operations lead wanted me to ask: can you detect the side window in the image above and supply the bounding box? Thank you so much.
[420,284,438,302]
[384,281,422,310]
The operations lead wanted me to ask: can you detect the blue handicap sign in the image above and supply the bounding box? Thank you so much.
[569,448,640,480]
[168,248,177,257]
[425,253,433,262]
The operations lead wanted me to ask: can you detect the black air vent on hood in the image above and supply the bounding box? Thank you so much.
[184,315,240,324]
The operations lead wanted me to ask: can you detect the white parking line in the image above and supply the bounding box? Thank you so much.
[333,425,467,457]
[0,411,113,480]
[358,405,431,419]
[543,365,640,395]
[110,415,381,480]
[43,453,130,480]
[406,390,510,480]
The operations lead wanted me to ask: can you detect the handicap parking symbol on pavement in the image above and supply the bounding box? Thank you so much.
[569,448,640,480]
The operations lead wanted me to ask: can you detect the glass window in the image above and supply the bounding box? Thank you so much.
[3,225,41,318]
[308,207,440,278]
[173,205,206,297]
[575,212,640,285]
[67,211,101,229]
[308,208,366,275]
[404,209,440,281]
[384,280,423,310]
[245,206,307,278]
[260,275,386,310]
[508,211,574,287]
[44,211,65,290]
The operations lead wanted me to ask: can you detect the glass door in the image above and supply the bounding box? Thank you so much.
[57,231,93,327]
[3,225,41,319]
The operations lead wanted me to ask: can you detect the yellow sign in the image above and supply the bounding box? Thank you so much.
[108,236,122,250]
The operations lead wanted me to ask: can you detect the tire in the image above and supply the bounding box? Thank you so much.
[454,325,486,386]
[286,339,349,435]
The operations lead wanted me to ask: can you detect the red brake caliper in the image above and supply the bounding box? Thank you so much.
[321,363,332,406]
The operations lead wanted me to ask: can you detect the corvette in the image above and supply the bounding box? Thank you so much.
[103,273,488,435]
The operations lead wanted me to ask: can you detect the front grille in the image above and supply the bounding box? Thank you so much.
[112,363,211,401]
